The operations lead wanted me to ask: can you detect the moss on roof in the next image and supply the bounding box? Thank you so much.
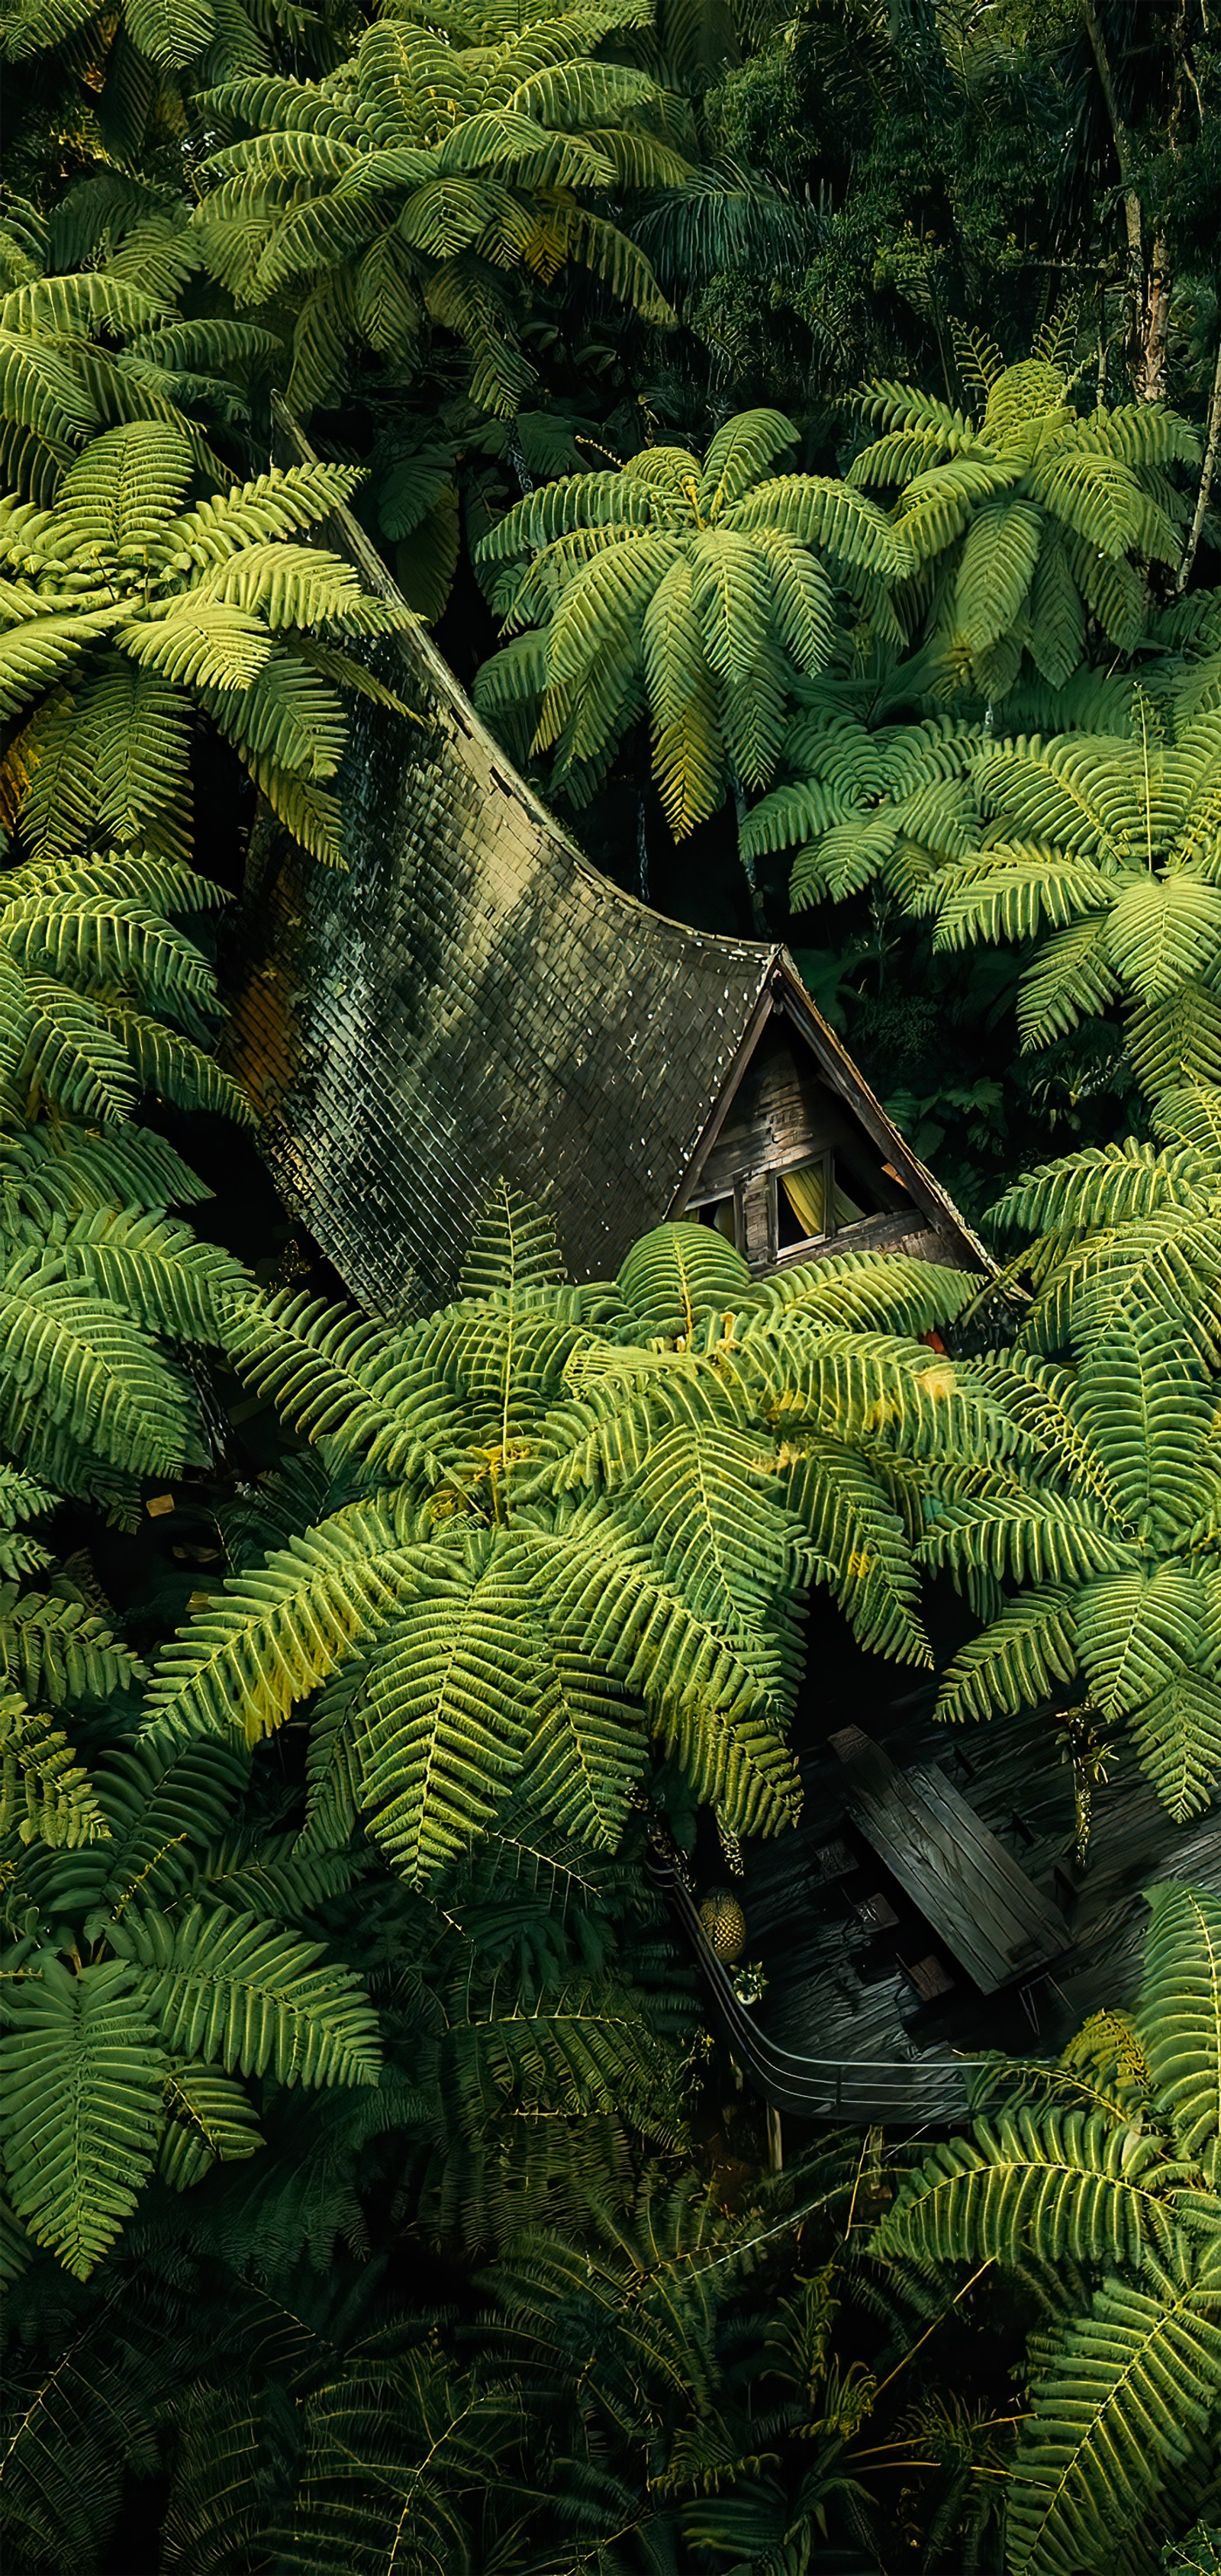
[226,453,982,1317]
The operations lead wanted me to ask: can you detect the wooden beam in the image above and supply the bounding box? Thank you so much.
[773,961,993,1276]
[668,977,779,1216]
[829,1726,1070,1994]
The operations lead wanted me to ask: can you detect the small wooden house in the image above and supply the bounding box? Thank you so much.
[227,467,985,1319]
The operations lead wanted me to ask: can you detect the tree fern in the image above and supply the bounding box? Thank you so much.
[472,411,907,907]
[0,0,330,159]
[145,1203,995,1880]
[739,687,985,916]
[191,0,688,423]
[0,195,275,505]
[877,1883,1221,2574]
[922,1296,1221,1813]
[0,412,409,1512]
[0,421,408,868]
[913,691,1221,1116]
[850,357,1197,699]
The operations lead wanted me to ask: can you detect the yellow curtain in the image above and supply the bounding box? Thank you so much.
[781,1161,827,1237]
[781,1161,867,1240]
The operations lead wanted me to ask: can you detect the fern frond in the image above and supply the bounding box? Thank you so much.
[109,1898,382,2085]
[141,1502,421,1744]
[786,1437,929,1663]
[616,1222,752,1340]
[1139,1882,1221,2183]
[0,1586,144,1705]
[0,1248,196,1478]
[0,1956,166,2278]
[876,2111,1184,2272]
[935,1588,1079,1724]
[0,1692,109,1849]
[158,2057,263,2188]
[1007,2255,1221,2576]
[459,1180,569,1297]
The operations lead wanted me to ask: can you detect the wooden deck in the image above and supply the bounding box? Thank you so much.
[829,1725,1071,1993]
[739,1665,1221,2100]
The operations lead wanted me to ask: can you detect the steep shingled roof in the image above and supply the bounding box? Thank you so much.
[226,454,985,1319]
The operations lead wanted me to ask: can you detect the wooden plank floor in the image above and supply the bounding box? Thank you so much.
[829,1725,1071,1992]
[739,1653,1221,2088]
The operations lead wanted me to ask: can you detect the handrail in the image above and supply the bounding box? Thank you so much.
[648,1840,990,2125]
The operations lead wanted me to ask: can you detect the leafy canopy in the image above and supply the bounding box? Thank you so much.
[144,1190,999,1885]
[474,407,910,848]
[0,192,278,507]
[913,680,1221,1119]
[850,336,1198,700]
[740,670,985,916]
[0,419,413,866]
[920,1164,1221,1815]
[192,0,691,419]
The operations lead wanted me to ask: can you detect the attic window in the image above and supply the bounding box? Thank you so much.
[694,1194,738,1246]
[777,1154,869,1248]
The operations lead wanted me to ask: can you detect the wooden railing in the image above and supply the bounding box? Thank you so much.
[648,1839,988,2126]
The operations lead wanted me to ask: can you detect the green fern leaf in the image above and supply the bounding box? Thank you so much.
[0,1248,195,1479]
[459,1180,569,1298]
[0,1587,144,1706]
[935,1587,1080,1724]
[0,1692,109,1849]
[876,2109,1184,2272]
[1007,2256,1221,2576]
[0,1956,166,2278]
[353,1538,546,1882]
[616,1222,752,1340]
[110,1898,382,2085]
[952,497,1044,655]
[1139,1882,1221,2182]
[157,2057,263,2188]
[141,1502,420,1744]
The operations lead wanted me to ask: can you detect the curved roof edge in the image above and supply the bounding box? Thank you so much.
[223,411,990,1314]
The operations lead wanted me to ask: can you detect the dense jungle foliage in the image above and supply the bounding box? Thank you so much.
[5,0,1221,2565]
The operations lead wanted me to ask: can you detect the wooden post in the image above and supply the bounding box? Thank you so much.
[767,2106,783,2172]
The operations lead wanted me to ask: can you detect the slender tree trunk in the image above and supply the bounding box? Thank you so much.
[1178,330,1221,591]
[1078,0,1178,403]
[733,777,766,936]
[1134,230,1173,403]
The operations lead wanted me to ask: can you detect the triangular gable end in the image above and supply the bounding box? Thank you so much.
[672,956,988,1278]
